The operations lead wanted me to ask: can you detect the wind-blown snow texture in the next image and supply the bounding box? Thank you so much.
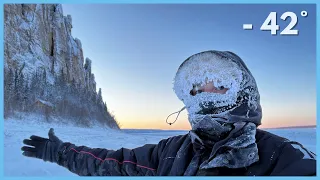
[4,117,316,176]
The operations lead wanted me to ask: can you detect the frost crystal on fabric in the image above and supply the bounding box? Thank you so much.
[173,50,262,169]
[173,50,262,126]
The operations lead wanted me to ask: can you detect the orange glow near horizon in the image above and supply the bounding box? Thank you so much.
[106,88,316,130]
[118,115,316,130]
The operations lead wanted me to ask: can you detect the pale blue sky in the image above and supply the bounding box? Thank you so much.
[62,4,316,129]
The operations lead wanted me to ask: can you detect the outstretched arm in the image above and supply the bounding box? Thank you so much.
[22,128,166,176]
[56,141,164,176]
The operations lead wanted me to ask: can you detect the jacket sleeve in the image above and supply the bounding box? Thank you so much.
[56,139,168,176]
[270,142,316,176]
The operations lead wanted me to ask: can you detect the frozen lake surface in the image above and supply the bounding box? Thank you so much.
[4,119,316,176]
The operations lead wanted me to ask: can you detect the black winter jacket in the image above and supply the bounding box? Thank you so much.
[56,129,316,176]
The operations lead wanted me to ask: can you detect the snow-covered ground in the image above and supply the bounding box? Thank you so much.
[4,117,316,176]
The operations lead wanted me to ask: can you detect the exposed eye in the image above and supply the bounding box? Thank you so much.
[190,84,203,96]
[217,86,225,90]
[190,89,203,96]
[190,90,196,96]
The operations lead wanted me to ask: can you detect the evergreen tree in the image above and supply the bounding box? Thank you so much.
[4,68,14,117]
[97,88,103,104]
[23,75,30,111]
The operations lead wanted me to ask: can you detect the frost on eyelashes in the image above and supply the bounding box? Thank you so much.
[173,51,260,122]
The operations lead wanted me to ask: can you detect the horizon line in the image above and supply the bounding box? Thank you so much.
[121,124,317,131]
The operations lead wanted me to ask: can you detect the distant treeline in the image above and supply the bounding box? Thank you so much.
[4,63,120,129]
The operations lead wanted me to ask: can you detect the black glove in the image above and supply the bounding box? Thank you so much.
[22,128,64,163]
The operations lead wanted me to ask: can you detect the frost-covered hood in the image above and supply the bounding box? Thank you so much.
[173,50,262,128]
[173,50,262,169]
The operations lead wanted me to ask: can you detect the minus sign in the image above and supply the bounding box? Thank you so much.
[243,24,253,30]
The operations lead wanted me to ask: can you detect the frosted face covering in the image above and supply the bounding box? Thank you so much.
[173,51,262,127]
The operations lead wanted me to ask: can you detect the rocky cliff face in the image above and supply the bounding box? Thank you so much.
[4,4,119,129]
[4,4,96,92]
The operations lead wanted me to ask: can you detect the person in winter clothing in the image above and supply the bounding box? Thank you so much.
[22,50,316,176]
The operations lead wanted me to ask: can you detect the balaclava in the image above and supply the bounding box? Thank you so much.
[173,50,262,171]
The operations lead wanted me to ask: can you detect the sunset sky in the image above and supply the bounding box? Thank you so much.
[62,4,316,130]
